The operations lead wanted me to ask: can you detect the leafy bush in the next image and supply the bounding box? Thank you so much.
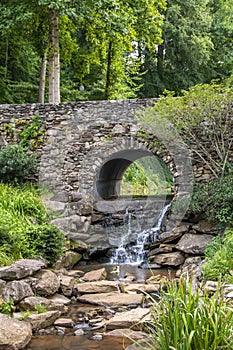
[0,183,65,266]
[202,228,233,283]
[0,145,38,184]
[139,278,233,350]
[189,173,233,225]
[26,224,65,266]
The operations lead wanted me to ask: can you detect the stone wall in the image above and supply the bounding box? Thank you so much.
[0,99,232,250]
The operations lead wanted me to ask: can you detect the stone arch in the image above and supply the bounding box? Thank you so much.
[78,135,176,206]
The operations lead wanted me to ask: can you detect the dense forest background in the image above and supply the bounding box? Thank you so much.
[0,0,232,104]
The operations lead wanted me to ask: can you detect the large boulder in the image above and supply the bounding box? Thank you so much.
[0,259,46,280]
[0,314,32,350]
[32,270,60,296]
[176,233,214,254]
[3,280,33,303]
[25,310,61,331]
[151,251,185,266]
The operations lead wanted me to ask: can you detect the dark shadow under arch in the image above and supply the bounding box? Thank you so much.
[95,149,172,200]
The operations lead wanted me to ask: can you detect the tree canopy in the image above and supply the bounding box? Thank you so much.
[0,0,232,103]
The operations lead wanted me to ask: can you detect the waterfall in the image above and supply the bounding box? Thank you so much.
[110,202,171,265]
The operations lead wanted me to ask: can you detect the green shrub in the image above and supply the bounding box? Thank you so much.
[26,223,65,266]
[0,183,65,266]
[0,145,38,184]
[189,173,233,225]
[139,278,233,350]
[202,228,233,283]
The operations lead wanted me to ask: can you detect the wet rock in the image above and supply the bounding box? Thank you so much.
[159,224,190,244]
[53,251,82,270]
[77,292,143,307]
[152,251,185,266]
[25,310,61,331]
[82,268,107,281]
[59,275,75,296]
[54,317,74,328]
[3,280,33,303]
[0,259,46,280]
[75,280,120,294]
[32,270,60,296]
[106,308,150,330]
[74,329,85,336]
[176,233,214,254]
[0,314,32,350]
[70,240,89,253]
[148,244,173,257]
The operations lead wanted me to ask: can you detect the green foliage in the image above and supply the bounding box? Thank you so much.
[190,173,233,225]
[19,310,32,320]
[202,228,233,283]
[35,304,47,314]
[17,114,45,150]
[139,278,233,350]
[0,183,65,266]
[26,223,65,266]
[0,300,14,316]
[0,145,38,184]
[140,81,233,178]
[121,157,173,196]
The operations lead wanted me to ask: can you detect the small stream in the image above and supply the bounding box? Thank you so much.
[25,203,172,350]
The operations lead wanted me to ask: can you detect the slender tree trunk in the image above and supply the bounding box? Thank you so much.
[48,12,55,103]
[157,43,164,79]
[105,41,113,100]
[53,12,60,104]
[48,10,60,104]
[39,51,47,104]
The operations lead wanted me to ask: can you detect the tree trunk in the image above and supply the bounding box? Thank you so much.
[48,10,60,104]
[39,51,47,104]
[105,41,113,100]
[53,12,60,104]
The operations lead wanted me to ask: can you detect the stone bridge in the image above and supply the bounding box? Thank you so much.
[0,99,218,249]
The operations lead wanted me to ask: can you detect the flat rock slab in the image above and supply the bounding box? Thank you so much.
[0,314,32,350]
[0,259,46,280]
[176,233,214,254]
[82,268,107,281]
[105,328,146,340]
[120,283,160,294]
[75,280,120,294]
[77,292,143,307]
[106,308,150,330]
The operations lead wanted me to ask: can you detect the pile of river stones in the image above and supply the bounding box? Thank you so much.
[0,258,233,350]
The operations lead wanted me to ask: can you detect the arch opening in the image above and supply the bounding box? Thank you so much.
[95,149,173,201]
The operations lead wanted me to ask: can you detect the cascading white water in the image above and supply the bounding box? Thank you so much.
[110,202,171,265]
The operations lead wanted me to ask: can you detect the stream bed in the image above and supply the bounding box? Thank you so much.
[25,264,173,350]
